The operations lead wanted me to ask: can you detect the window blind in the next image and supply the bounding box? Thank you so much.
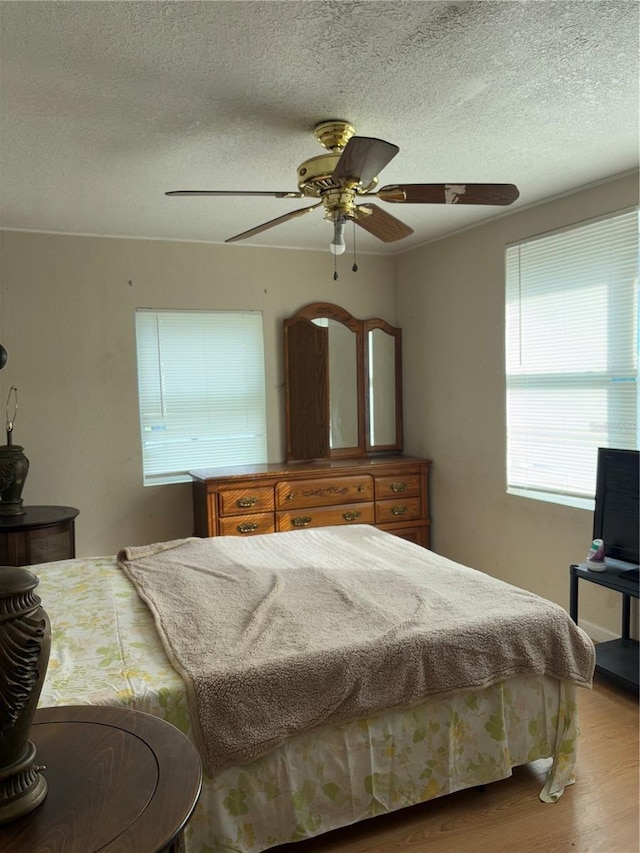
[135,309,268,485]
[505,208,638,502]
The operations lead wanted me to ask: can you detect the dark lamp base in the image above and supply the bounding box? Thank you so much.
[0,741,48,824]
[0,444,29,517]
[0,501,26,517]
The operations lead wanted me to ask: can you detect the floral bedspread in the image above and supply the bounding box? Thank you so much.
[36,556,581,853]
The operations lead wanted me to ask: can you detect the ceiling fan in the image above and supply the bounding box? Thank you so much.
[166,119,520,254]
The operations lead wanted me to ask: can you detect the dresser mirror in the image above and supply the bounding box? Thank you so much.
[364,319,402,450]
[324,317,359,450]
[284,302,402,461]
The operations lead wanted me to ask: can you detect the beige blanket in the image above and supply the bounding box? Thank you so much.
[117,525,595,775]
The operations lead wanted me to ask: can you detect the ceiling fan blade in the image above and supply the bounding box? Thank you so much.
[225,203,322,243]
[332,137,399,187]
[353,204,413,243]
[376,183,520,205]
[166,190,303,198]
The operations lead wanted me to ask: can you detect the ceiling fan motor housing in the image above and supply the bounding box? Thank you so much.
[297,153,379,199]
[297,153,342,196]
[298,120,380,204]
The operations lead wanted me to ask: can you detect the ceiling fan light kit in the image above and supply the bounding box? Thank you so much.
[329,220,346,255]
[166,119,520,262]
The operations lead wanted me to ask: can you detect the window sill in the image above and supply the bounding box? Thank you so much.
[507,487,594,512]
[144,474,192,487]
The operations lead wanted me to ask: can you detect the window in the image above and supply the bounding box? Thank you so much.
[505,208,638,507]
[135,309,268,485]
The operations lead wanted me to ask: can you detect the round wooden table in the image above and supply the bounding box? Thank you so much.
[1,705,203,852]
[0,505,79,566]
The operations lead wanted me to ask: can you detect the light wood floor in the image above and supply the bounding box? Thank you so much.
[272,677,639,853]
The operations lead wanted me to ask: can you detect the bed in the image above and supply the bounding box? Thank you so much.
[35,524,595,853]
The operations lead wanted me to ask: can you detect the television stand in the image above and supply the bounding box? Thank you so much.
[569,562,639,693]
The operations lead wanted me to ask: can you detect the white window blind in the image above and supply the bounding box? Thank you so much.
[506,208,639,503]
[135,309,268,485]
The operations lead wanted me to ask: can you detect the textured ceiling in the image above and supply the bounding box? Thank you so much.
[1,1,638,255]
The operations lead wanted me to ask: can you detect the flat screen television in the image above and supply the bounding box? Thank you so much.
[593,447,639,569]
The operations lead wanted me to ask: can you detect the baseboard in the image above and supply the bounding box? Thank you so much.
[578,618,619,644]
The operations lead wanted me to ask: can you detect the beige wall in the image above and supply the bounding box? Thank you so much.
[397,171,639,636]
[1,173,637,638]
[0,233,396,555]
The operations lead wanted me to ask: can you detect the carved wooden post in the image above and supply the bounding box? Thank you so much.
[0,566,50,823]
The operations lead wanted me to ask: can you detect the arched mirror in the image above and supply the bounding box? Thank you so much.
[324,317,359,450]
[364,318,403,452]
[284,303,402,461]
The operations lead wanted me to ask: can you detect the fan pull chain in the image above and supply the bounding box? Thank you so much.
[352,220,358,272]
[333,252,339,281]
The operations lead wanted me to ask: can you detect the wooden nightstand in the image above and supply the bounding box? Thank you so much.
[1,705,202,852]
[0,506,79,566]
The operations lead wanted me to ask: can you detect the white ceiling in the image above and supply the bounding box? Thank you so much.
[1,1,638,256]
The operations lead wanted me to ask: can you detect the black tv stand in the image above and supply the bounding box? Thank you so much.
[570,562,639,693]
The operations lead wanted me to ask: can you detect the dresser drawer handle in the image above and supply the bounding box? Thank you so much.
[286,493,295,501]
[391,505,408,516]
[237,522,259,533]
[390,482,408,493]
[236,496,259,508]
[357,485,366,492]
[343,511,361,521]
[292,516,312,527]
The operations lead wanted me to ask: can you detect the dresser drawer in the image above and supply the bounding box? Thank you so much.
[218,486,274,517]
[277,502,374,532]
[387,526,429,547]
[219,512,275,536]
[375,497,422,525]
[374,474,421,500]
[276,476,373,510]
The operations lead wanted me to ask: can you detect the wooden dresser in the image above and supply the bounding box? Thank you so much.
[190,456,431,547]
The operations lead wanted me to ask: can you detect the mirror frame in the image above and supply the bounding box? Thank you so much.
[284,302,403,461]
